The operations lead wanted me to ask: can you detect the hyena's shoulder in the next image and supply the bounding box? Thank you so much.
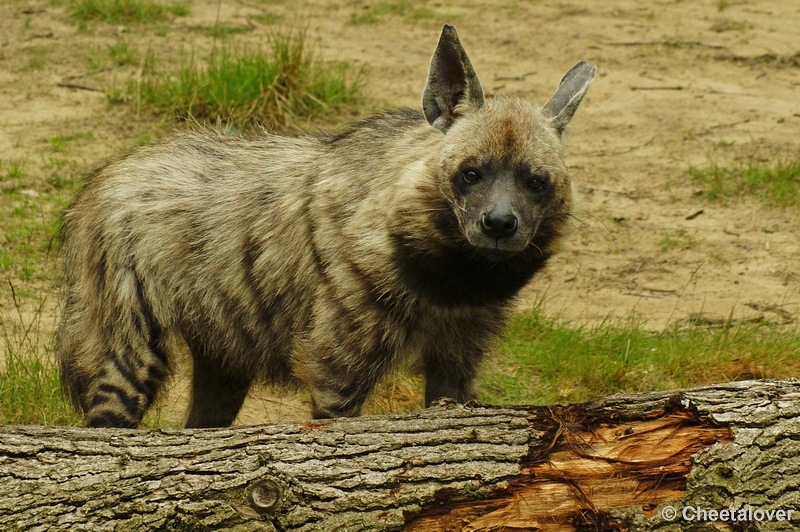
[325,108,427,140]
[321,109,437,160]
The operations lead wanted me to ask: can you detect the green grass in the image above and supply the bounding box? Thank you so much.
[690,152,800,206]
[108,41,136,66]
[85,44,103,69]
[479,305,800,407]
[659,229,699,252]
[133,30,363,130]
[1,285,81,426]
[0,142,89,428]
[0,142,82,282]
[0,194,64,281]
[252,13,283,25]
[69,0,188,25]
[2,157,27,180]
[47,135,68,153]
[27,46,49,70]
[709,252,728,263]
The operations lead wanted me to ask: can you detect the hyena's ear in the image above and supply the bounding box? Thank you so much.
[542,61,596,137]
[422,24,485,133]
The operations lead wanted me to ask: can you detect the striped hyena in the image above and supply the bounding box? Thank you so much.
[57,25,595,428]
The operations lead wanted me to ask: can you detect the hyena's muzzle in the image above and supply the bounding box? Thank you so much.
[476,177,521,243]
[458,164,558,254]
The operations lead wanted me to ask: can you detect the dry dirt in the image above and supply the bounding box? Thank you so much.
[1,0,799,426]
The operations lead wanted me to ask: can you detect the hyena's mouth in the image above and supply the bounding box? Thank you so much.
[465,230,530,254]
[463,216,542,256]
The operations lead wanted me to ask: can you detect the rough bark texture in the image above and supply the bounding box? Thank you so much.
[1,379,799,531]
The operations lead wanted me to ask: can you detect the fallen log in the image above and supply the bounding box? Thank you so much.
[2,379,799,531]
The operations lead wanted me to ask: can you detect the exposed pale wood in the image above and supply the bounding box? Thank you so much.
[1,379,799,531]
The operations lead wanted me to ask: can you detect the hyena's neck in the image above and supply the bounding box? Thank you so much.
[389,229,551,308]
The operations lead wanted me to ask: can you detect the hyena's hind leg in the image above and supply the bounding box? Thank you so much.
[184,338,253,428]
[57,299,172,428]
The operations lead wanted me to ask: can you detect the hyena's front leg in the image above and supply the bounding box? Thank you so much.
[421,317,502,406]
[422,346,483,406]
[291,292,397,418]
[292,331,392,419]
[298,353,386,419]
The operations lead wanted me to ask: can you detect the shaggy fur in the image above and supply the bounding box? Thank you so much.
[56,25,595,427]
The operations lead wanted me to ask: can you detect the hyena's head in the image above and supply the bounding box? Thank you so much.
[423,25,595,257]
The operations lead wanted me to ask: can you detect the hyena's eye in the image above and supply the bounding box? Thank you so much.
[462,170,481,184]
[527,176,546,191]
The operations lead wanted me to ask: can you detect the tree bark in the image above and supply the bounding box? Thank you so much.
[1,379,799,531]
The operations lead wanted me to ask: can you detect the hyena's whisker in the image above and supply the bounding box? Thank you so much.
[565,210,613,236]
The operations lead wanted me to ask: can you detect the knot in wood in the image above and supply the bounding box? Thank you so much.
[248,478,284,514]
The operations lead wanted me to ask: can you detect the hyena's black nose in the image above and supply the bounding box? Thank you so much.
[480,210,518,239]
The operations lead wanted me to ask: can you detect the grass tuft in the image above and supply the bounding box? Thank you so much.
[2,157,27,181]
[134,30,363,130]
[70,0,188,25]
[690,152,800,206]
[26,46,48,70]
[659,229,699,252]
[252,13,283,26]
[1,283,81,426]
[108,40,136,66]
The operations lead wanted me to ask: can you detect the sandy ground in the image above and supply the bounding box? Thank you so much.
[1,0,799,425]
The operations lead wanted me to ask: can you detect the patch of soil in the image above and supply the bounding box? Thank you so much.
[1,0,798,425]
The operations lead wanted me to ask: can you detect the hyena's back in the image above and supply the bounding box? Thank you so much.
[57,112,448,427]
